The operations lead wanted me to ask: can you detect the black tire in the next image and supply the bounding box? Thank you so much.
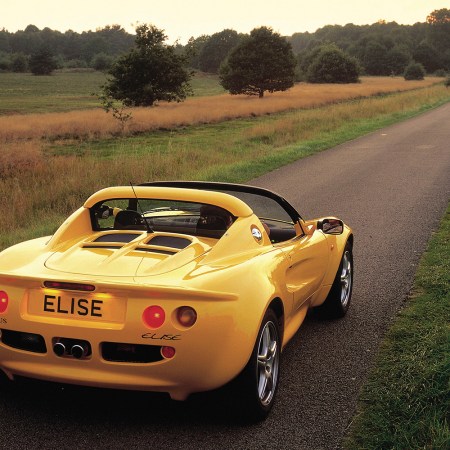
[316,241,353,319]
[0,370,11,387]
[228,308,281,422]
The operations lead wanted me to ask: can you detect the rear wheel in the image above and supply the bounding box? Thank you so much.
[0,370,11,387]
[316,241,353,318]
[229,308,281,422]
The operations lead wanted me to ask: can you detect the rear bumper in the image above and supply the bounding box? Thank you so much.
[0,283,261,400]
[0,324,248,400]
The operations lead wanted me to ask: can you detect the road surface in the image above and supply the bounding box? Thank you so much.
[1,103,449,450]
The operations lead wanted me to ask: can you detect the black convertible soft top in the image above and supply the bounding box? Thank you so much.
[139,181,303,223]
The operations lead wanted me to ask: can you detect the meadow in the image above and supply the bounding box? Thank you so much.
[0,71,106,115]
[0,71,224,116]
[0,75,443,141]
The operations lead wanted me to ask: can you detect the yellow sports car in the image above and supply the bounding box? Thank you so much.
[0,181,353,420]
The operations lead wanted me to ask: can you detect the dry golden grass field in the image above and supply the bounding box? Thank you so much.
[0,77,442,142]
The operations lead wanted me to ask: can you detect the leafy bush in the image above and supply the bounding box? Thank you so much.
[64,59,88,69]
[11,53,28,72]
[307,44,360,83]
[91,53,115,71]
[433,68,447,77]
[29,47,57,75]
[404,62,426,80]
[0,52,11,71]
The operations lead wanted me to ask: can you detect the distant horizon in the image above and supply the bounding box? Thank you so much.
[2,15,439,39]
[2,0,449,44]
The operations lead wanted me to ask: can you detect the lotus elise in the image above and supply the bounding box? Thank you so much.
[0,181,353,420]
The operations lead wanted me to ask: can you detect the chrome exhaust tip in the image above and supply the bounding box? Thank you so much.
[53,342,66,357]
[71,344,87,359]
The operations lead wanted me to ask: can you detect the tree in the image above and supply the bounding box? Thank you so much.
[413,40,441,72]
[426,9,450,25]
[306,44,360,83]
[102,24,192,106]
[29,47,57,75]
[385,45,411,75]
[297,42,325,77]
[426,8,450,56]
[185,34,210,69]
[91,52,114,71]
[362,40,389,75]
[404,62,425,80]
[0,52,10,71]
[11,53,28,72]
[0,29,11,53]
[220,27,296,98]
[198,29,242,73]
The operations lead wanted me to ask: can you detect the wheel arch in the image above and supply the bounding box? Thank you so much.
[268,297,285,342]
[346,232,354,249]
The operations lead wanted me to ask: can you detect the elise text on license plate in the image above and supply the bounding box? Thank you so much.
[27,290,126,323]
[43,294,103,317]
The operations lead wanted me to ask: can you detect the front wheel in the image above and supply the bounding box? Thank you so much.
[316,241,353,318]
[228,308,281,422]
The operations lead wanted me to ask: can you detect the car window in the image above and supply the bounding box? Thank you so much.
[217,190,294,224]
[212,190,298,243]
[91,198,234,239]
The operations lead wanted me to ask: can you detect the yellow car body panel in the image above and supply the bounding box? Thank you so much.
[0,182,353,402]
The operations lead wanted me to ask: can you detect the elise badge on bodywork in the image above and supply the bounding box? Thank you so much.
[251,225,263,243]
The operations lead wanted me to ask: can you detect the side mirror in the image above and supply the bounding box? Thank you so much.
[318,218,344,235]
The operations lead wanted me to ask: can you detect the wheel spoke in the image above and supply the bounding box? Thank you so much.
[259,372,268,397]
[258,354,267,368]
[267,340,277,363]
[265,371,273,393]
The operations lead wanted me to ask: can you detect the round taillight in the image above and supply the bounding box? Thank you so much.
[0,291,8,314]
[161,346,176,359]
[142,305,165,329]
[176,306,197,328]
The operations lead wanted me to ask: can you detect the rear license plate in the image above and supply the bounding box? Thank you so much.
[28,290,126,323]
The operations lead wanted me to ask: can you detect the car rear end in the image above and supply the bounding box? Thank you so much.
[0,275,254,400]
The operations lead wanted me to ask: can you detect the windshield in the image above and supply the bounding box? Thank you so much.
[141,181,301,223]
[91,198,234,239]
[215,190,294,224]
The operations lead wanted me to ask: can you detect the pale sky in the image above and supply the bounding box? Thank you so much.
[2,0,449,43]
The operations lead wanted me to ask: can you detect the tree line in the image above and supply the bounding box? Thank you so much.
[0,24,134,72]
[0,9,448,77]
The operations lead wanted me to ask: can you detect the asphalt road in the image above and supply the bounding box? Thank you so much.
[1,103,449,450]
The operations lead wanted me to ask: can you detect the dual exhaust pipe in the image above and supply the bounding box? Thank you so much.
[53,338,90,359]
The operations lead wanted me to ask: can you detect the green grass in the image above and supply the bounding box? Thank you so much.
[46,85,450,173]
[189,72,225,96]
[0,71,224,115]
[345,206,450,450]
[0,71,106,114]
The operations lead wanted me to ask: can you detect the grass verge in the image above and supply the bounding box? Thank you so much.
[345,206,450,449]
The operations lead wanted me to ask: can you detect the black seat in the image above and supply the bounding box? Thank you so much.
[196,205,233,239]
[114,210,145,230]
